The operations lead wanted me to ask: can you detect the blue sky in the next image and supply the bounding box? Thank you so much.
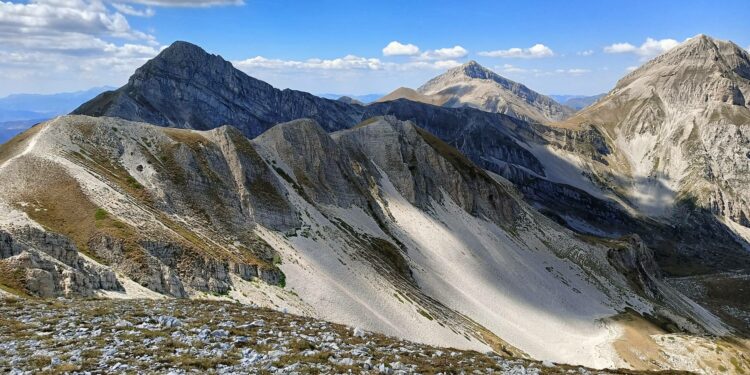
[1,0,749,97]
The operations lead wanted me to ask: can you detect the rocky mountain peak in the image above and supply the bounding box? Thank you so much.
[73,42,365,137]
[154,40,214,61]
[132,40,236,83]
[457,60,496,80]
[413,60,573,123]
[420,60,503,89]
[616,34,750,93]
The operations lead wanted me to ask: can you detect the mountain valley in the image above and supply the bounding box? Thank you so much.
[1,34,750,374]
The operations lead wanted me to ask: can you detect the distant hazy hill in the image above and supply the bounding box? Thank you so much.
[0,87,112,143]
[317,93,383,104]
[548,94,604,110]
[0,119,44,144]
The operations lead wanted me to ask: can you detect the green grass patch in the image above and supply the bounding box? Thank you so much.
[94,208,108,220]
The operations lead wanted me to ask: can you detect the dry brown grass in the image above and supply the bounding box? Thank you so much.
[610,312,668,371]
[0,260,29,297]
[0,122,44,166]
[11,159,141,264]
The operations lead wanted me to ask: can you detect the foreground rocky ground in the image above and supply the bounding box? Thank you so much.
[0,298,685,375]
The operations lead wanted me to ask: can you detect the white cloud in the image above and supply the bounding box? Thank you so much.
[603,38,680,59]
[0,0,164,95]
[418,45,468,60]
[118,0,243,7]
[479,44,554,59]
[382,41,420,56]
[603,42,636,54]
[235,55,387,71]
[382,42,466,61]
[626,66,638,72]
[112,3,155,16]
[577,50,594,56]
[232,55,463,98]
[419,59,462,69]
[0,0,154,42]
[496,64,589,77]
[233,55,461,72]
[555,68,590,75]
[498,64,526,73]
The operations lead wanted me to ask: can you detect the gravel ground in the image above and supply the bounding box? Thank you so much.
[0,298,677,374]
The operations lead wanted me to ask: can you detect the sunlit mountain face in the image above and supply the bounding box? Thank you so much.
[1,1,749,373]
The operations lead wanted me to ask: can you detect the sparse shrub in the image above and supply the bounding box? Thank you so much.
[27,355,51,369]
[278,270,286,288]
[94,208,108,220]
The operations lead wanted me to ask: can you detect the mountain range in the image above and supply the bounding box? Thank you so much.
[2,34,749,373]
[0,86,112,143]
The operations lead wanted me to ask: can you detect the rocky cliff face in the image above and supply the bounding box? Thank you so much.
[0,226,121,297]
[565,35,750,217]
[545,35,750,271]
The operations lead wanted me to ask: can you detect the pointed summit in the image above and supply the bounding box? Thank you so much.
[408,60,573,123]
[73,42,365,137]
[572,34,749,130]
[157,40,211,59]
[563,34,750,232]
[455,60,497,80]
[131,40,236,84]
[620,34,750,84]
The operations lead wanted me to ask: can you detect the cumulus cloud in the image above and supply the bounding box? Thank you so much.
[233,55,461,72]
[498,64,527,73]
[111,3,155,16]
[0,0,165,94]
[495,64,590,77]
[118,0,243,6]
[382,42,466,61]
[382,41,420,56]
[418,45,468,60]
[235,55,387,71]
[555,68,590,75]
[577,50,594,56]
[479,44,554,59]
[603,38,680,59]
[0,0,154,42]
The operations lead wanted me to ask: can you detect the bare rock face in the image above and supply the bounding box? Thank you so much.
[334,116,521,227]
[254,118,369,208]
[607,235,662,299]
[364,100,547,176]
[552,35,750,273]
[0,227,121,297]
[73,42,363,138]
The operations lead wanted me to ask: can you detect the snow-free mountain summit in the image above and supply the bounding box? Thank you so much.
[378,60,574,123]
[1,35,749,373]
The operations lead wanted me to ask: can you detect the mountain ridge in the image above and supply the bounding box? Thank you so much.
[0,114,735,370]
[72,39,750,279]
[5,34,750,372]
[73,41,364,138]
